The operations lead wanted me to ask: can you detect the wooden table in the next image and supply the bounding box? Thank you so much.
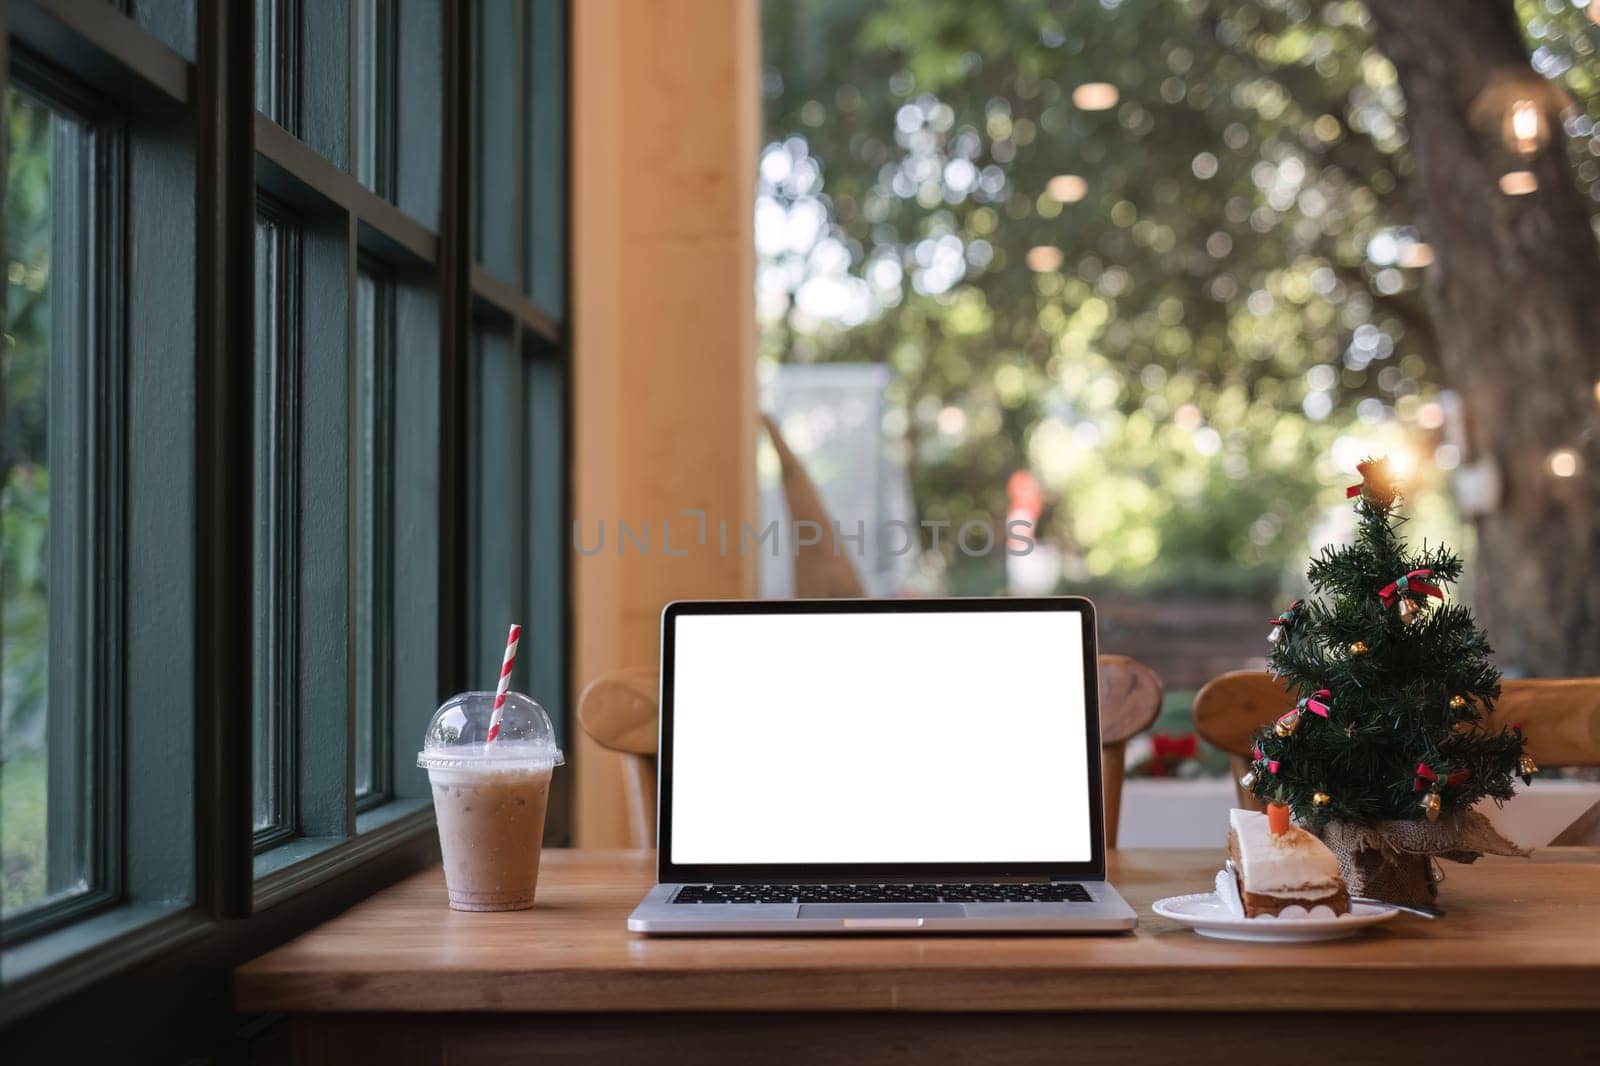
[236,849,1600,1065]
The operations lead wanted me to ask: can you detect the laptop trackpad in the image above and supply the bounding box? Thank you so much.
[798,903,966,919]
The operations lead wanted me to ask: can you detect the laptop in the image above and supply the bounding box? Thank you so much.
[627,597,1138,934]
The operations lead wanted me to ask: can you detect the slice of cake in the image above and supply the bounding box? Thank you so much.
[1226,808,1349,917]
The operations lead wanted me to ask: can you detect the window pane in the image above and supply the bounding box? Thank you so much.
[354,269,393,805]
[474,2,519,280]
[526,0,565,311]
[255,0,293,125]
[355,0,395,194]
[252,206,297,845]
[2,87,93,919]
[470,329,519,686]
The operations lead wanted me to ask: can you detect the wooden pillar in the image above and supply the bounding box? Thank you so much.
[570,0,759,846]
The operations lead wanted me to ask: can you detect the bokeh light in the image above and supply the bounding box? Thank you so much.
[1548,448,1579,478]
[1499,170,1538,195]
[1071,82,1119,111]
[1025,245,1064,272]
[1046,174,1088,202]
[1398,242,1434,268]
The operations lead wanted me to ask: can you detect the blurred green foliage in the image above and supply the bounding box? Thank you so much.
[1,748,46,910]
[4,86,54,913]
[758,0,1600,596]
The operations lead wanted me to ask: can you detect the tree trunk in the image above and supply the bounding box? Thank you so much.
[1368,0,1600,676]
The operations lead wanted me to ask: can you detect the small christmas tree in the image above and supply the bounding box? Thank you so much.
[1246,457,1533,903]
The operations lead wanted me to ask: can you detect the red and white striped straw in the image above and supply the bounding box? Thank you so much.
[485,623,522,743]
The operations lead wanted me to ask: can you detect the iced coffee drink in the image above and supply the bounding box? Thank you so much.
[419,691,564,912]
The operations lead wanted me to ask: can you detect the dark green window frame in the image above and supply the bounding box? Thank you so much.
[1,54,125,947]
[354,255,396,811]
[0,3,570,1058]
[251,193,301,854]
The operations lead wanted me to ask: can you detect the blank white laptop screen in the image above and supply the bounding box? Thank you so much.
[668,610,1093,865]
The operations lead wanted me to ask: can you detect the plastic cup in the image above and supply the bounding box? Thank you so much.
[418,691,564,911]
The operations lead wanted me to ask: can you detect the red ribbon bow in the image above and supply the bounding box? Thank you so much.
[1414,762,1469,792]
[1253,745,1280,775]
[1346,459,1379,498]
[1151,731,1199,764]
[1302,689,1331,718]
[1268,598,1303,626]
[1379,569,1443,608]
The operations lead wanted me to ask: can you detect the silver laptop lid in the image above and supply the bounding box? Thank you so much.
[656,598,1106,883]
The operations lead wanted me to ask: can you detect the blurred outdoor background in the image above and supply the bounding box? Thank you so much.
[7,0,1600,901]
[753,0,1600,789]
[4,87,58,911]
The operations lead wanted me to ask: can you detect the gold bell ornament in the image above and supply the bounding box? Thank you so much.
[1274,710,1300,738]
[1348,640,1369,656]
[1312,791,1332,808]
[1519,753,1538,777]
[1420,791,1442,822]
[1449,694,1468,710]
[1380,569,1442,625]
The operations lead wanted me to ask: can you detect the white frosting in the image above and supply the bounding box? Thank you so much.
[1214,868,1246,917]
[1229,808,1343,899]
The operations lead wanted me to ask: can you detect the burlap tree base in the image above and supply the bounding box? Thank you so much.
[1314,810,1529,908]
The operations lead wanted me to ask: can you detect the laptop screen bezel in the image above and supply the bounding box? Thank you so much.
[656,597,1107,884]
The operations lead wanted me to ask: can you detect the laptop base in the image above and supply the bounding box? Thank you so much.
[627,881,1138,934]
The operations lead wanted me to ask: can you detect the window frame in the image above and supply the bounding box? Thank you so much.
[353,253,396,812]
[1,53,125,946]
[250,192,302,855]
[0,0,572,1048]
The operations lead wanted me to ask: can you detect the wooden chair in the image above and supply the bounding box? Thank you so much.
[1192,671,1600,843]
[578,654,1165,849]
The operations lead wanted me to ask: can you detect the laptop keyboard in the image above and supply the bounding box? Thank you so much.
[671,883,1092,905]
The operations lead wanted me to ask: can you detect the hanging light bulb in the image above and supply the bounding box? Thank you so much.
[1470,73,1568,183]
[1505,99,1545,157]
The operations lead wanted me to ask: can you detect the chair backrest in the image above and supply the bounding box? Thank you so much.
[577,654,1166,850]
[574,666,659,849]
[1095,654,1164,848]
[1193,670,1600,840]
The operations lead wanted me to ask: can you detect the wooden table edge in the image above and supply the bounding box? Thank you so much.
[234,965,1600,1014]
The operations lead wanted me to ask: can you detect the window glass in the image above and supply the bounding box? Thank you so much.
[470,329,519,685]
[254,0,283,120]
[474,2,519,280]
[355,0,394,193]
[252,206,296,845]
[2,87,94,919]
[354,268,393,805]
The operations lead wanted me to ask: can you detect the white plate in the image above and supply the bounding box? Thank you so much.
[1151,892,1400,943]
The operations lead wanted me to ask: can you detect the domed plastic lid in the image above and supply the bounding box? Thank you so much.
[417,690,565,772]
